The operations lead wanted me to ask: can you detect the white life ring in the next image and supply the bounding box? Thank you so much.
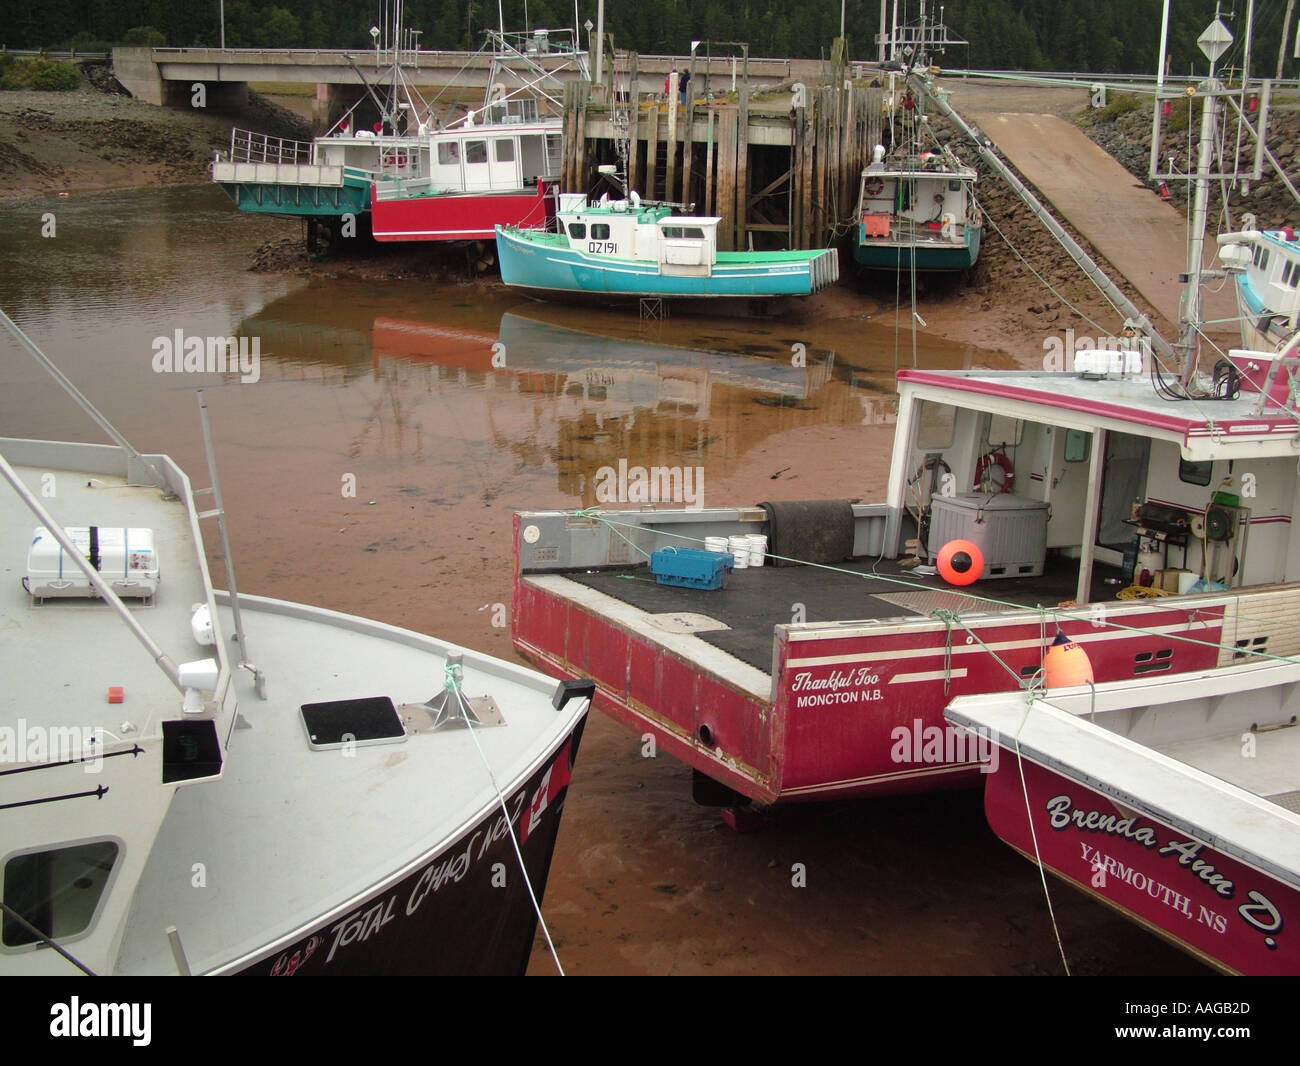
[973,452,1014,493]
[864,176,885,197]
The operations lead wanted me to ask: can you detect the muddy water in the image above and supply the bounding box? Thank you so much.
[0,185,1207,976]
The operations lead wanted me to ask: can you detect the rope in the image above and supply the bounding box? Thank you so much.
[1009,702,1073,976]
[0,899,97,975]
[569,510,1300,670]
[934,608,1033,690]
[446,662,567,976]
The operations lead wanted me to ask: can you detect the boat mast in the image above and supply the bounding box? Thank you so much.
[1177,14,1234,382]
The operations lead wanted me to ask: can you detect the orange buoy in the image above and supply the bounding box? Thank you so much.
[937,539,984,586]
[1043,630,1094,688]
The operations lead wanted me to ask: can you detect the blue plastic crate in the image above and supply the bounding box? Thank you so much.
[650,546,733,590]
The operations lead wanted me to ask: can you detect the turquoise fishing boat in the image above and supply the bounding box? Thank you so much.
[495,192,839,301]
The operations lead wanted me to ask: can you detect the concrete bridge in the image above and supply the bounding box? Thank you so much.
[111,44,833,127]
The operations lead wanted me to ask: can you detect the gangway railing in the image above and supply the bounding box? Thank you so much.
[222,128,313,166]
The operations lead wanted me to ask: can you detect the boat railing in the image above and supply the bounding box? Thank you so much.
[221,128,314,167]
[373,176,442,200]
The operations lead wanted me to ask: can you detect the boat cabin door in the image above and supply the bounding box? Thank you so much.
[1095,431,1150,567]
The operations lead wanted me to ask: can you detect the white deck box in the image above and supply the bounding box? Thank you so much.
[26,526,159,603]
[929,493,1048,579]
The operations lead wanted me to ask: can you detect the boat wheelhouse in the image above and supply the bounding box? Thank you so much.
[496,193,840,300]
[1218,222,1300,351]
[854,149,982,271]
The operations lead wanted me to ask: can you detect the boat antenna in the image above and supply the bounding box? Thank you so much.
[0,310,170,491]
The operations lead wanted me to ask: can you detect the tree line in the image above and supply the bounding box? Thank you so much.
[1,0,1293,79]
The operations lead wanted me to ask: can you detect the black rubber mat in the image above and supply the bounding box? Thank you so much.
[571,556,1121,674]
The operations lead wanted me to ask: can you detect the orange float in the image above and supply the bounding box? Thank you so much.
[936,539,984,586]
[1043,630,1095,688]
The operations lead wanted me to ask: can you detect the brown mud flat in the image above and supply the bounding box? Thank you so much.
[0,78,308,199]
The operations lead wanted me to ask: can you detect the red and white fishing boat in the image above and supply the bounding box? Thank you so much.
[511,334,1300,810]
[945,657,1300,975]
[214,22,572,244]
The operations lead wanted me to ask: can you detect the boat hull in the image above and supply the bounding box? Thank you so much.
[495,226,839,299]
[512,528,1225,806]
[229,715,586,976]
[980,756,1298,975]
[371,181,556,242]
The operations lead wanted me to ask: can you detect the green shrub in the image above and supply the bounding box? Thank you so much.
[12,58,79,91]
[1097,92,1141,122]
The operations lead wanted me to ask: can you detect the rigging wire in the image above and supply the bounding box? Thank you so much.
[450,664,569,976]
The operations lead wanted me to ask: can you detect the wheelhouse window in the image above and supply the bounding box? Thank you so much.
[916,401,955,450]
[591,224,611,239]
[662,226,706,239]
[494,139,515,163]
[985,415,1025,447]
[1064,428,1090,463]
[3,841,119,948]
[466,140,488,164]
[437,142,458,165]
[567,223,586,239]
[1179,457,1214,486]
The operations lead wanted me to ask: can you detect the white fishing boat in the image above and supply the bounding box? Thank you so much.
[0,312,592,976]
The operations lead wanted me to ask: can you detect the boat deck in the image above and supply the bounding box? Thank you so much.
[557,553,1124,675]
[116,594,583,975]
[0,444,211,741]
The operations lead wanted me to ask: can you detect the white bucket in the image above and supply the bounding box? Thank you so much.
[1177,570,1198,595]
[704,536,729,553]
[1137,550,1163,575]
[746,534,768,566]
[728,535,750,568]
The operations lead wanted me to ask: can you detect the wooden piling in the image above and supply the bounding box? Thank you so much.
[644,104,659,200]
[735,72,749,251]
[665,73,678,206]
[714,108,736,251]
[704,106,715,216]
[680,101,694,207]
